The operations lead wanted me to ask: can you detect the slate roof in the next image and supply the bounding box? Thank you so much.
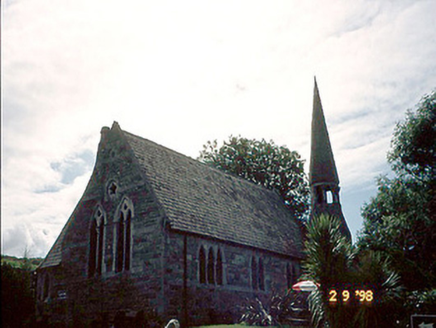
[38,206,77,269]
[124,129,303,258]
[39,125,304,269]
[309,78,340,186]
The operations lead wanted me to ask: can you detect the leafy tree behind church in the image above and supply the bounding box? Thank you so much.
[358,90,436,308]
[199,136,310,220]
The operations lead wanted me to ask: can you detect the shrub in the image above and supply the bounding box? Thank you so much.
[240,290,310,326]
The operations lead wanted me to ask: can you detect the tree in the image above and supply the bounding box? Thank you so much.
[359,176,435,289]
[388,90,436,183]
[198,136,310,220]
[1,263,36,328]
[359,90,436,290]
[303,214,403,328]
[303,214,355,327]
[358,90,436,324]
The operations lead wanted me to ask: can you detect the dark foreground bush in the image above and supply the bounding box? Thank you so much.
[1,262,36,328]
[240,290,310,326]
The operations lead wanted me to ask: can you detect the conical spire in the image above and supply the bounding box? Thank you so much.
[309,78,351,241]
[309,77,339,186]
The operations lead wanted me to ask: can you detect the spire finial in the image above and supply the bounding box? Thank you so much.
[111,121,121,130]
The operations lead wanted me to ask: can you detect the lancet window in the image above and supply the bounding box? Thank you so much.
[43,273,50,300]
[207,248,215,284]
[287,263,297,288]
[216,248,223,285]
[199,246,206,283]
[251,256,258,290]
[115,198,133,273]
[258,258,265,290]
[251,256,265,291]
[88,206,105,277]
[199,246,224,286]
[287,263,292,288]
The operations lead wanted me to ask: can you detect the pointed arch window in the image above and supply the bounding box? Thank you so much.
[89,219,97,276]
[96,211,105,275]
[43,273,50,300]
[251,256,265,291]
[251,256,258,290]
[207,248,215,284]
[199,246,206,284]
[292,264,298,285]
[124,208,132,271]
[286,263,292,289]
[315,186,324,204]
[115,215,124,273]
[258,258,265,290]
[199,246,225,286]
[115,198,133,273]
[216,249,223,285]
[89,206,105,277]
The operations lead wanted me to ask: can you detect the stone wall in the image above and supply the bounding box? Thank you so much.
[36,127,168,327]
[36,126,303,327]
[163,230,301,326]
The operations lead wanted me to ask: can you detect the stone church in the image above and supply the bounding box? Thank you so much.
[35,81,350,327]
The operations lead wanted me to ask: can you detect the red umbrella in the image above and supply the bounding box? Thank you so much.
[292,280,319,292]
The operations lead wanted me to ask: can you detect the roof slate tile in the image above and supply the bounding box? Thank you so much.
[123,130,303,258]
[40,127,305,269]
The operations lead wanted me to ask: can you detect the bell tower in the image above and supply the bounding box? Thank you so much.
[309,78,351,241]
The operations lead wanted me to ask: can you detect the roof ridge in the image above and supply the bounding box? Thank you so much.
[121,129,284,197]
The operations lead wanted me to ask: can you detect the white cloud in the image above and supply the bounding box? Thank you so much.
[2,0,436,256]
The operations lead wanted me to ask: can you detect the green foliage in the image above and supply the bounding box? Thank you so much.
[303,214,355,327]
[1,262,36,328]
[388,90,436,182]
[356,90,436,325]
[359,177,436,289]
[1,255,43,271]
[306,288,325,328]
[197,325,307,328]
[405,289,436,314]
[303,215,403,327]
[199,136,310,220]
[351,250,404,328]
[303,215,354,287]
[239,290,310,327]
[359,90,436,291]
[240,297,276,327]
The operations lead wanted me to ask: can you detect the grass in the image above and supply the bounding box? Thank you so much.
[196,326,249,328]
[197,326,247,328]
[1,255,43,271]
[196,325,307,328]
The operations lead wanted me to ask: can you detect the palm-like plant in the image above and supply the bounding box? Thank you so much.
[352,250,403,327]
[303,214,404,327]
[303,214,355,328]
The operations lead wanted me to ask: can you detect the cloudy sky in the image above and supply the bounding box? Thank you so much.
[2,0,436,258]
